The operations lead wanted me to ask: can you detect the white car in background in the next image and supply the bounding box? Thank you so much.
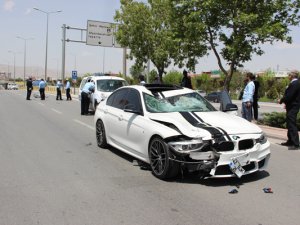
[94,84,271,180]
[7,83,18,90]
[79,75,128,113]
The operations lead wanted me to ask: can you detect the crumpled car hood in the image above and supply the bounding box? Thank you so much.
[148,111,262,138]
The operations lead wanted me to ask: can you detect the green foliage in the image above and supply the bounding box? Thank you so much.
[115,0,178,79]
[162,70,182,85]
[170,0,300,90]
[262,112,300,130]
[266,85,278,99]
[262,112,287,129]
[129,63,145,80]
[192,74,213,93]
[148,70,159,83]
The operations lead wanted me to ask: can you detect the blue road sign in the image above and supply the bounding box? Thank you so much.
[72,71,77,80]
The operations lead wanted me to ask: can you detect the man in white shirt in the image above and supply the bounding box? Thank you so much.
[241,72,255,122]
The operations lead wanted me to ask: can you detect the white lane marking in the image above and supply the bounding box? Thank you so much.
[73,119,95,130]
[51,108,62,114]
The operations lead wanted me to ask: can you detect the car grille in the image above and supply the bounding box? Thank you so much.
[238,139,254,150]
[215,162,256,175]
[258,158,265,168]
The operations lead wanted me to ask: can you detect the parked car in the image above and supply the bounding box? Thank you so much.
[94,84,270,180]
[205,91,221,103]
[79,75,128,113]
[7,83,18,90]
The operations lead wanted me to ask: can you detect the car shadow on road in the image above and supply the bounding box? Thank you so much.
[173,171,270,187]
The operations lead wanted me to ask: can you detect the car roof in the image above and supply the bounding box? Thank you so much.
[119,84,195,97]
[85,75,125,81]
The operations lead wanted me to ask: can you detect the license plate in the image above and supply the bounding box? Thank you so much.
[229,157,245,178]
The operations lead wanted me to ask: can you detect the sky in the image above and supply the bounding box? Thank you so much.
[1,0,300,79]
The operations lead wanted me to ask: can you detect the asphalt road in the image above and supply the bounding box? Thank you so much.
[0,90,299,225]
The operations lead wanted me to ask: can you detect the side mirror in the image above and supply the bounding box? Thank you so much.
[223,103,238,112]
[124,104,142,115]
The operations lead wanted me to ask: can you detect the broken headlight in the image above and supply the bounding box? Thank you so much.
[256,133,268,145]
[168,138,205,153]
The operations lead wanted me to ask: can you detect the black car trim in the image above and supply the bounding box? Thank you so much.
[191,112,231,141]
[179,112,223,138]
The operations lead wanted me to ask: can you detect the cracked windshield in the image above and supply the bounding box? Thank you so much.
[144,92,216,113]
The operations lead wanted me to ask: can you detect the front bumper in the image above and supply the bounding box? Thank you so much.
[168,140,271,178]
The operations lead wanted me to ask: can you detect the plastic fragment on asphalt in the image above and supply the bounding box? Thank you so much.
[228,188,238,194]
[263,187,273,193]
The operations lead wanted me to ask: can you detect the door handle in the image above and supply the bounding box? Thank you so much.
[118,115,123,121]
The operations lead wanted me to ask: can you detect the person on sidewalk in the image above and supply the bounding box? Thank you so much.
[26,77,33,100]
[279,70,300,150]
[241,72,255,122]
[252,75,260,122]
[56,80,63,100]
[65,79,72,101]
[39,79,47,100]
[180,70,192,89]
[139,75,146,85]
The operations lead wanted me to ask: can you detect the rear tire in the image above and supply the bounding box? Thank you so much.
[96,120,108,148]
[148,137,179,179]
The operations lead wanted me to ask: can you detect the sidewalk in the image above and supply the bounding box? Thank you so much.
[258,124,290,141]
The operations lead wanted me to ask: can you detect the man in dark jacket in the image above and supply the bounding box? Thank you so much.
[279,70,300,150]
[181,70,192,89]
[26,77,33,100]
[252,76,260,121]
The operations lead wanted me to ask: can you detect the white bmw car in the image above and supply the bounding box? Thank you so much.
[94,84,270,179]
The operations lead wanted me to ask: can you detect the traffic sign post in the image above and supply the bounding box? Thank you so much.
[72,70,77,94]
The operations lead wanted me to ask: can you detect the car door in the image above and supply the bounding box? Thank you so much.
[104,88,130,147]
[119,89,148,157]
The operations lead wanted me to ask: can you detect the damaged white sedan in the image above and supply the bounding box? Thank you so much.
[95,84,270,179]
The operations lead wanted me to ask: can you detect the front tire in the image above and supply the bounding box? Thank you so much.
[148,137,179,179]
[96,120,108,148]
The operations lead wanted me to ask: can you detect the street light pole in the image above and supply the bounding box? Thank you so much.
[16,36,33,86]
[33,8,62,81]
[8,51,18,82]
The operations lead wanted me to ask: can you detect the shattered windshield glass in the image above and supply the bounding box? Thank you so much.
[144,92,216,113]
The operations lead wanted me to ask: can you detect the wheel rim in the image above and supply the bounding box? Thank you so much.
[149,139,167,176]
[96,121,104,145]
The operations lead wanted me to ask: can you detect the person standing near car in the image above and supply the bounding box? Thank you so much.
[181,70,192,89]
[252,75,260,122]
[65,79,72,100]
[279,70,300,150]
[81,81,95,115]
[56,80,63,100]
[26,77,33,100]
[39,78,47,100]
[139,75,146,85]
[241,72,255,122]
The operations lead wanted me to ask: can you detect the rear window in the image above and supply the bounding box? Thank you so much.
[96,79,127,92]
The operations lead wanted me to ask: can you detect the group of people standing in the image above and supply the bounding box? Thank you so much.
[26,78,72,101]
[241,70,300,150]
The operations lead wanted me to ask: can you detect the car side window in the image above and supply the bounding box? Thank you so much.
[125,89,142,112]
[110,89,129,109]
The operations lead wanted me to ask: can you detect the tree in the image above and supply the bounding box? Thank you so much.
[170,0,300,91]
[129,63,145,80]
[115,0,178,80]
[163,70,182,85]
